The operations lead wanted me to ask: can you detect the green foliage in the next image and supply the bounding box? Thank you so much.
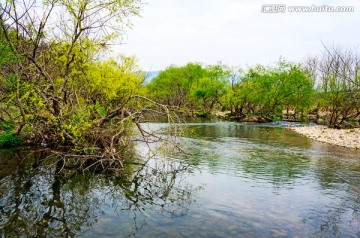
[96,105,108,117]
[224,59,314,120]
[0,120,15,131]
[189,64,229,112]
[345,118,356,123]
[146,63,207,107]
[272,116,282,122]
[306,47,360,126]
[146,62,229,112]
[0,119,23,148]
[0,0,146,160]
[84,56,144,106]
[0,132,24,148]
[146,59,315,121]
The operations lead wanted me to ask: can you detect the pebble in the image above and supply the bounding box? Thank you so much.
[289,126,360,149]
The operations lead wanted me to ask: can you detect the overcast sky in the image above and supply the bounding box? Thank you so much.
[116,0,360,71]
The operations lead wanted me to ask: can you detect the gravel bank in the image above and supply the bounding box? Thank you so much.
[290,126,360,149]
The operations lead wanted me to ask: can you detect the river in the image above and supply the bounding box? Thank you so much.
[0,122,359,237]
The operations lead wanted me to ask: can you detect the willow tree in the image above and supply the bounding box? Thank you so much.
[0,0,173,168]
[146,63,206,108]
[189,64,229,113]
[146,63,230,114]
[224,60,314,121]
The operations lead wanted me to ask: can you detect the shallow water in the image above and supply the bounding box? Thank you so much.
[1,123,359,237]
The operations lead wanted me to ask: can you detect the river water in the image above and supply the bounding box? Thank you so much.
[0,122,359,237]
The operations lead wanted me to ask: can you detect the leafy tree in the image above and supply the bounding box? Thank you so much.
[146,63,205,108]
[223,66,244,114]
[305,47,360,126]
[146,63,230,114]
[189,64,229,112]
[83,56,144,106]
[0,0,175,168]
[225,59,314,121]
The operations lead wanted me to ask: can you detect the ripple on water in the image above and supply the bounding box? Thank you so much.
[1,123,359,237]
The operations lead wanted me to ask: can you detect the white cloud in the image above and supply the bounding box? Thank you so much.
[116,0,360,70]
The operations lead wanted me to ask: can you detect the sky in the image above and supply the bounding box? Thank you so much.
[116,0,360,71]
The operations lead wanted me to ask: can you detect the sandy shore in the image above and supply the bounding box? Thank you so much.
[289,126,360,149]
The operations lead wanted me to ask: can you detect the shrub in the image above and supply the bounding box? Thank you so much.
[272,116,282,122]
[345,118,357,124]
[0,132,24,148]
[0,120,15,131]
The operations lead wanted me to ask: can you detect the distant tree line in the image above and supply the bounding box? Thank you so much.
[146,48,360,127]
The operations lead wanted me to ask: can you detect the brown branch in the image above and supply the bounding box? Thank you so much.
[96,96,132,126]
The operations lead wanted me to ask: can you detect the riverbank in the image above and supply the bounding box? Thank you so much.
[289,126,360,149]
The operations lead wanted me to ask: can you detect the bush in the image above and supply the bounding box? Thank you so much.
[272,116,282,122]
[0,120,15,131]
[345,118,357,124]
[0,132,24,148]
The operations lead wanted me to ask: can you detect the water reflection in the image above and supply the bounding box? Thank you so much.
[1,123,360,237]
[176,123,360,237]
[181,134,312,187]
[0,150,200,237]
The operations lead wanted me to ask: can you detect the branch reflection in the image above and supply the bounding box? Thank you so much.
[0,150,201,237]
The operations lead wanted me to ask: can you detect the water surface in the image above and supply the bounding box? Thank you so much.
[1,123,359,237]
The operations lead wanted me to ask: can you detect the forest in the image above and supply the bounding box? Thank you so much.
[1,0,359,163]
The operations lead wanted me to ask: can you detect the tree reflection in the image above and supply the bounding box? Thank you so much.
[302,198,360,238]
[307,155,360,237]
[182,137,311,187]
[240,149,311,187]
[0,150,200,237]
